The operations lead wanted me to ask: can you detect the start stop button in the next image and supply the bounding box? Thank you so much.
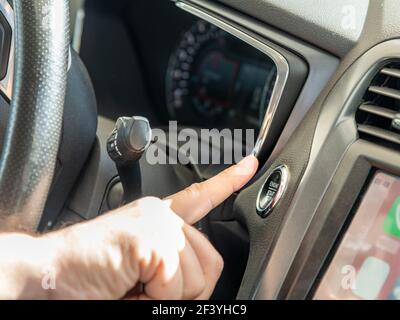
[256,165,289,218]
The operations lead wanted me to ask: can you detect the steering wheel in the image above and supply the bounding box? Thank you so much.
[0,0,69,231]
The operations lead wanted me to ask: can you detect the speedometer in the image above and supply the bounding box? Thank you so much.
[166,20,277,129]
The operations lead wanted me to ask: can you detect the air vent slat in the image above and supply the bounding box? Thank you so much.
[381,67,400,79]
[357,125,400,145]
[358,104,397,119]
[356,62,400,148]
[368,86,400,101]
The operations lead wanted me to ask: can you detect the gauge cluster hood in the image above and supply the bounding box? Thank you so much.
[191,0,400,58]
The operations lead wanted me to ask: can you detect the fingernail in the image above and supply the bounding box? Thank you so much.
[238,155,256,167]
[233,155,258,176]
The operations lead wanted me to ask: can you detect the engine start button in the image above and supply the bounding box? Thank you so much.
[256,165,289,218]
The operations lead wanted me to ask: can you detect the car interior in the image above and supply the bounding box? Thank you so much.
[0,0,399,300]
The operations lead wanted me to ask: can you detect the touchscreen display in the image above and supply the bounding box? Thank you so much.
[314,171,400,300]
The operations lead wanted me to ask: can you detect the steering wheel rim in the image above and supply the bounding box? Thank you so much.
[0,0,70,231]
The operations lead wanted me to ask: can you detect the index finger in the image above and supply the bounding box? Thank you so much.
[165,155,258,224]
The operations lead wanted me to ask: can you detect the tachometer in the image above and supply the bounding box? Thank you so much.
[166,20,277,129]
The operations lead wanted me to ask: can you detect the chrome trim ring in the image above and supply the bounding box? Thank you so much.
[256,165,289,218]
[175,1,289,159]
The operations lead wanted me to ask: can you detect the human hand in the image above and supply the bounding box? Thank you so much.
[42,155,258,300]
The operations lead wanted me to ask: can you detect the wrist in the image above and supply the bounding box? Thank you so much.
[0,233,57,299]
[41,218,141,299]
[39,227,83,300]
[34,233,65,299]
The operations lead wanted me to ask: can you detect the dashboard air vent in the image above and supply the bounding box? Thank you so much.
[356,62,400,147]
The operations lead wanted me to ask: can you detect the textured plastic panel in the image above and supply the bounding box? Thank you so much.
[0,0,70,231]
[39,50,98,231]
[210,0,368,57]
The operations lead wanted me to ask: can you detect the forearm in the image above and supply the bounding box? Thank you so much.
[39,211,144,300]
[0,209,145,300]
[0,221,137,300]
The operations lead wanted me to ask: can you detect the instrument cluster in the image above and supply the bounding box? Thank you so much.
[166,20,277,130]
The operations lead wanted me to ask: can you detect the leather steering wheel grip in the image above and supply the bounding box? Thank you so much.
[0,0,70,231]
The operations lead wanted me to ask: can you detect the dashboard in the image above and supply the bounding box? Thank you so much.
[165,20,277,131]
[171,0,400,302]
[80,0,400,301]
